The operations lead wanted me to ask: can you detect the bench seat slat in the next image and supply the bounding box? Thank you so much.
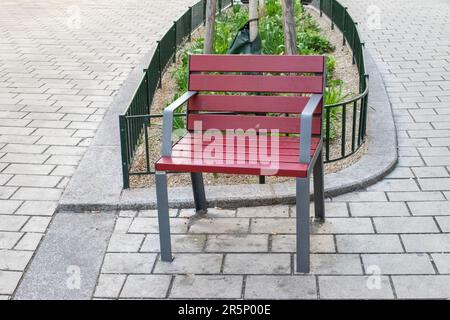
[189,54,325,73]
[189,74,324,93]
[189,94,322,114]
[187,114,322,134]
[174,136,320,152]
[156,156,308,177]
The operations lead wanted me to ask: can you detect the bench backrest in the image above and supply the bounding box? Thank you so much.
[187,54,326,135]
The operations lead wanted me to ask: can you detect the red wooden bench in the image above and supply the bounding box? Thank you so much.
[155,54,326,273]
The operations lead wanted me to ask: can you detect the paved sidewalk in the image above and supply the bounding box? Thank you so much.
[91,0,450,299]
[0,0,196,299]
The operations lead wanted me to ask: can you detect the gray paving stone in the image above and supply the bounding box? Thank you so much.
[138,208,178,217]
[245,275,317,299]
[373,217,439,233]
[0,215,28,231]
[271,234,335,253]
[128,218,189,234]
[385,167,414,179]
[113,217,133,233]
[312,218,374,234]
[93,274,126,298]
[0,250,33,271]
[319,276,394,299]
[407,201,450,215]
[336,235,404,253]
[305,202,349,217]
[0,232,22,249]
[179,207,235,218]
[349,202,410,217]
[107,234,145,252]
[189,218,249,234]
[102,253,157,274]
[11,188,62,201]
[120,275,171,298]
[237,205,289,217]
[362,254,435,274]
[14,233,43,251]
[367,179,419,192]
[223,253,290,274]
[0,200,22,214]
[205,234,268,252]
[251,218,295,234]
[141,234,206,253]
[6,175,62,188]
[387,191,445,202]
[0,271,22,295]
[308,254,363,275]
[430,254,450,273]
[170,275,243,299]
[21,217,51,233]
[435,216,450,232]
[393,275,450,298]
[401,234,450,252]
[154,253,222,274]
[419,178,450,191]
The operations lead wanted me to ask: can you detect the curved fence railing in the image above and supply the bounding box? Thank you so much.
[314,0,369,162]
[119,0,368,188]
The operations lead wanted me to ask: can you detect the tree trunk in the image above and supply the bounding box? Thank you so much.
[281,0,297,55]
[249,0,259,42]
[258,0,265,20]
[204,0,217,54]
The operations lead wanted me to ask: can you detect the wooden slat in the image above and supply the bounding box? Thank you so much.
[189,54,325,73]
[170,150,306,163]
[187,114,322,134]
[189,74,324,93]
[188,94,322,114]
[175,136,320,150]
[155,156,308,177]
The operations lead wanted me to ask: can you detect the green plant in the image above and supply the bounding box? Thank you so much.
[168,3,347,135]
[323,80,352,140]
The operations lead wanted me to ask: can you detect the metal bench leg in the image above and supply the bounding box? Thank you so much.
[191,172,207,214]
[155,172,173,261]
[313,150,325,221]
[296,177,310,273]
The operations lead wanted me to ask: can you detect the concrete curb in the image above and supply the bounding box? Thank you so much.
[58,47,398,212]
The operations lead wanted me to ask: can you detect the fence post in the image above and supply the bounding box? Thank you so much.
[330,0,334,30]
[203,0,207,26]
[352,23,357,65]
[219,0,222,12]
[173,22,177,63]
[143,68,150,111]
[119,115,130,189]
[188,6,192,41]
[359,42,365,92]
[343,7,347,45]
[319,0,323,17]
[157,41,162,88]
[362,74,369,140]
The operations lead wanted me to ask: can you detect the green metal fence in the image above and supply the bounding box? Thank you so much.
[316,0,369,161]
[119,0,369,188]
[119,0,233,188]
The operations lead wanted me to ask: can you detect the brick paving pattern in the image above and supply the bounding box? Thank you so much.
[0,0,196,299]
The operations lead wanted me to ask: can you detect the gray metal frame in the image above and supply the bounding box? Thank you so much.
[155,62,326,273]
[296,93,325,273]
[161,90,197,156]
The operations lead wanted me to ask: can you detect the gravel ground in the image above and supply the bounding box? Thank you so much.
[129,6,366,188]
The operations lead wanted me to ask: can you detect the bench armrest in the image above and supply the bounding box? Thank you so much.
[162,91,197,156]
[300,94,323,163]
